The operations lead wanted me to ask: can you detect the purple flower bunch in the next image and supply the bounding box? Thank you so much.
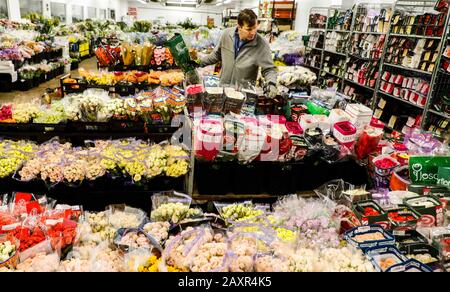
[282,54,304,66]
[273,196,341,248]
[0,48,23,61]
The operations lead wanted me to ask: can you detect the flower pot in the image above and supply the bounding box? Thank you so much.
[32,76,40,87]
[18,79,33,91]
[70,62,79,71]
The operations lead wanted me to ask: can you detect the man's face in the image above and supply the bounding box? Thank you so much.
[238,23,258,41]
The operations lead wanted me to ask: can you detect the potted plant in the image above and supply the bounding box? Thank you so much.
[18,68,35,91]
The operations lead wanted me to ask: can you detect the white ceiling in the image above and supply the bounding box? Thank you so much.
[129,0,241,7]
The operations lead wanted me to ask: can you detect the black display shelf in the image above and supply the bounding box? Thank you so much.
[0,176,186,213]
[195,158,371,196]
[0,121,181,145]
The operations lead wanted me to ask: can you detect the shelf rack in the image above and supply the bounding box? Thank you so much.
[341,2,393,105]
[372,0,450,137]
[304,7,329,75]
[319,6,354,88]
[303,1,450,136]
[422,29,450,137]
[258,0,297,32]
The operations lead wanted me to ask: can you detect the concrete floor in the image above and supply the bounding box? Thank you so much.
[0,57,98,104]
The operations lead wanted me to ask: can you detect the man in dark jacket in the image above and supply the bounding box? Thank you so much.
[199,9,278,98]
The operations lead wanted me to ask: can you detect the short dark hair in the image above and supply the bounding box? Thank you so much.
[238,9,258,27]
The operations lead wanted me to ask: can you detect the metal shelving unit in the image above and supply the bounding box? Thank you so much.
[372,0,450,137]
[304,7,329,76]
[389,33,442,39]
[383,63,433,75]
[378,91,425,109]
[341,2,393,105]
[258,0,297,31]
[421,16,450,137]
[345,78,376,91]
[302,1,449,137]
[323,49,347,57]
[318,6,354,88]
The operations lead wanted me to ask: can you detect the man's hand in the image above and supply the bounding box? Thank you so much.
[189,48,201,68]
[189,59,200,68]
[266,82,278,99]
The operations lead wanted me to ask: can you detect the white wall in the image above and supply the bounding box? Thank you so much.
[7,0,20,20]
[128,0,225,26]
[6,0,128,22]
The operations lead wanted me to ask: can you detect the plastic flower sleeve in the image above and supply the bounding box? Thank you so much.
[41,210,78,252]
[238,123,267,164]
[76,211,116,244]
[240,82,259,116]
[0,234,20,269]
[61,152,87,187]
[114,227,163,254]
[16,214,50,255]
[254,251,290,272]
[0,194,7,207]
[354,126,384,160]
[161,227,206,271]
[79,89,112,122]
[189,228,229,272]
[87,240,126,272]
[404,132,446,155]
[151,191,193,222]
[16,240,61,272]
[314,179,346,205]
[125,247,154,272]
[214,201,255,224]
[226,232,263,272]
[164,143,190,178]
[84,151,107,181]
[54,204,83,222]
[107,205,147,230]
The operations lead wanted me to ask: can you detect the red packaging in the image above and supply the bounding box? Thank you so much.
[354,126,384,160]
[381,81,387,92]
[12,225,47,252]
[286,122,303,135]
[417,95,427,107]
[393,87,401,97]
[409,92,420,104]
[194,118,224,161]
[393,75,404,85]
[389,74,396,83]
[420,83,430,95]
[404,90,411,101]
[382,71,391,81]
[400,89,407,100]
[406,78,414,89]
[41,211,78,250]
[402,77,409,88]
[370,118,385,129]
[386,83,395,94]
[333,121,357,148]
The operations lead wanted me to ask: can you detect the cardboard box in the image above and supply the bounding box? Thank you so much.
[387,205,421,233]
[344,225,395,251]
[353,200,389,227]
[405,195,445,227]
[399,243,441,271]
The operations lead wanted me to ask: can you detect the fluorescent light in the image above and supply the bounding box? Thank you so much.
[136,0,147,4]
